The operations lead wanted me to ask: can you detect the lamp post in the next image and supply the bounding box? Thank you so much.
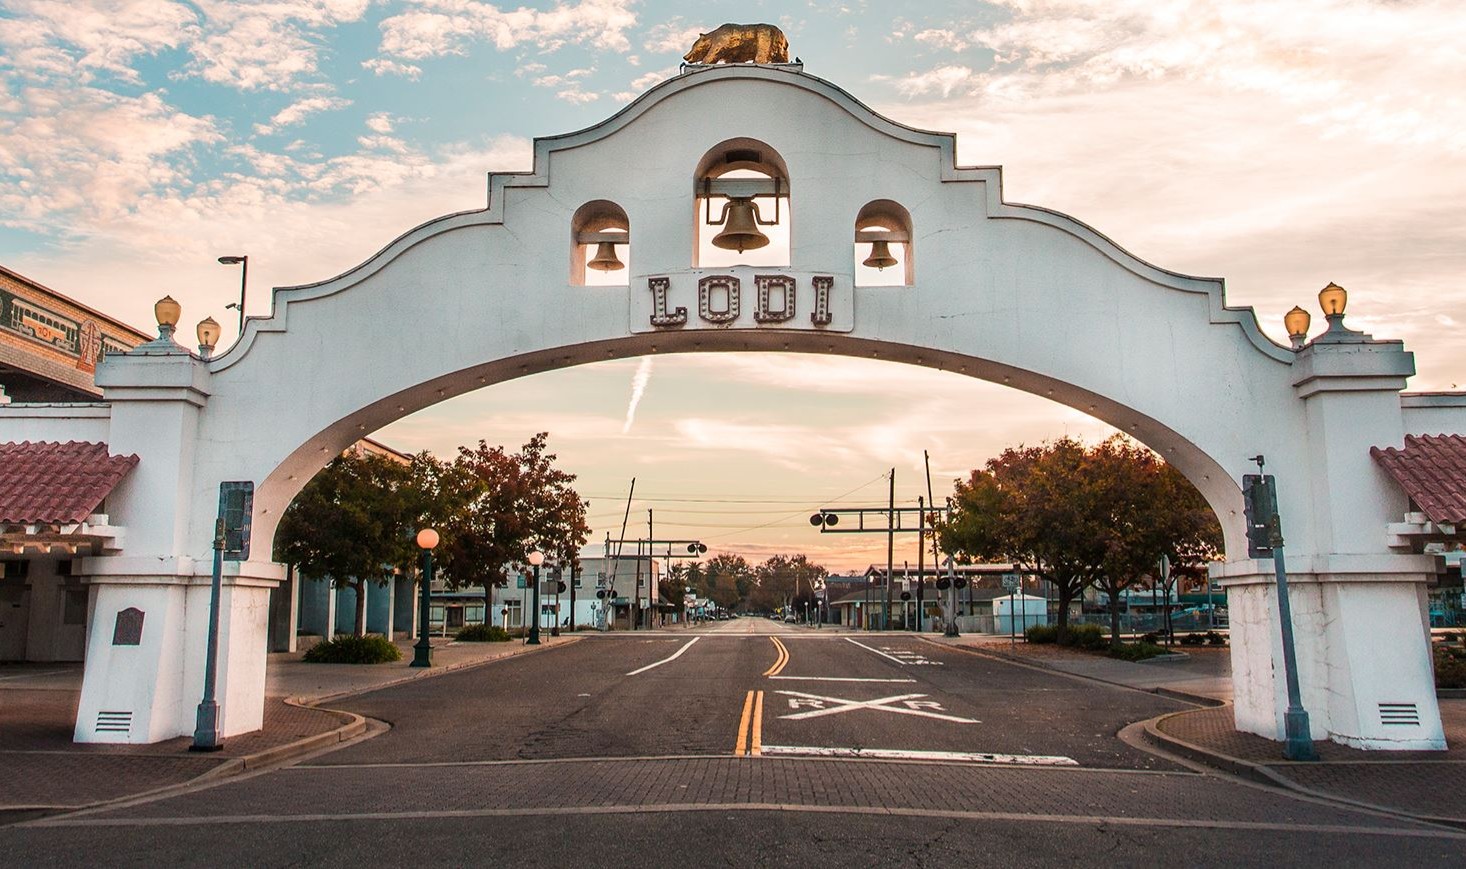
[190,517,227,751]
[527,550,544,645]
[218,255,248,335]
[412,528,438,667]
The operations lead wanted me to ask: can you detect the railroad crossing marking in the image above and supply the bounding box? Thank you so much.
[776,690,978,724]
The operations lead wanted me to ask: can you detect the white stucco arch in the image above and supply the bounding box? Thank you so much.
[11,63,1459,750]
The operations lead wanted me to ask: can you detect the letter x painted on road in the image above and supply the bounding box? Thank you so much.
[775,690,978,724]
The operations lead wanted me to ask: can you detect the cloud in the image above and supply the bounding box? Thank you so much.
[361,57,422,78]
[184,0,371,92]
[364,112,396,134]
[873,64,976,98]
[643,18,703,55]
[255,96,352,135]
[373,0,638,63]
[0,0,197,86]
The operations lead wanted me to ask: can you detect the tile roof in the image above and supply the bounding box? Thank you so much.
[0,441,139,524]
[1371,434,1466,524]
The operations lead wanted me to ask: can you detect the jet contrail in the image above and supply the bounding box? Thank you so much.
[622,356,654,433]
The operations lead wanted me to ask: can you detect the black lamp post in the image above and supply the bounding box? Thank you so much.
[217,255,248,335]
[527,550,544,645]
[412,528,438,667]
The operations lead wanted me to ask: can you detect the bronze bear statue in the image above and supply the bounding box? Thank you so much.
[684,23,790,65]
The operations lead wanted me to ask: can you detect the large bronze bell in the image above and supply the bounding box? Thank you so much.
[862,239,898,270]
[711,198,770,253]
[587,241,624,271]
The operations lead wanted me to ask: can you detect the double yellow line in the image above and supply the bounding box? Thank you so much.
[735,638,787,756]
[762,637,790,676]
[734,690,764,756]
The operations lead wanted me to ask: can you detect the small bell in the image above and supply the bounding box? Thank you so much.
[587,241,624,271]
[711,198,770,253]
[862,239,898,270]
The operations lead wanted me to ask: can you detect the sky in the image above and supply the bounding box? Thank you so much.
[2,0,1464,573]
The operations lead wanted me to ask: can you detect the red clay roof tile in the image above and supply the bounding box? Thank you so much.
[1371,434,1466,525]
[0,441,139,524]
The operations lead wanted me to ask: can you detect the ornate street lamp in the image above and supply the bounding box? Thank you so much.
[196,317,221,359]
[1283,306,1311,350]
[527,550,544,645]
[154,295,182,341]
[412,528,439,667]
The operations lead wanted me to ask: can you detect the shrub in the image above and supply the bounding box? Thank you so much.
[1062,623,1108,651]
[1442,632,1460,644]
[1110,641,1168,662]
[456,624,511,642]
[1025,624,1058,644]
[1436,645,1466,690]
[1140,632,1160,645]
[1179,633,1204,646]
[303,634,402,664]
[1205,630,1226,646]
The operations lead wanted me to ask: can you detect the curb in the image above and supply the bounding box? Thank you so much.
[940,640,1226,708]
[1141,710,1466,831]
[296,634,582,707]
[1,636,578,821]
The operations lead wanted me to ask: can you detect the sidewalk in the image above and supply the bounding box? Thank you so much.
[936,633,1466,825]
[0,635,575,815]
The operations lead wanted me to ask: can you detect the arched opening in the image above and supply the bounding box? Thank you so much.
[854,200,913,287]
[692,138,791,269]
[570,200,630,287]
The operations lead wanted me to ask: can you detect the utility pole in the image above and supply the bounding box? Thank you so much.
[885,468,895,631]
[916,496,925,632]
[924,451,943,632]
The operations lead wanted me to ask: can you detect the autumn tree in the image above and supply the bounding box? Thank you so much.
[1088,437,1222,647]
[435,433,591,619]
[275,450,428,637]
[939,437,1108,642]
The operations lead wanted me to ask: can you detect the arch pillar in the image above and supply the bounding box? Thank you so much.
[1218,325,1446,750]
[73,349,282,743]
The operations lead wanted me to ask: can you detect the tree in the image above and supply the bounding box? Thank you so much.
[940,435,1222,648]
[702,553,752,612]
[275,450,427,637]
[1088,437,1222,646]
[435,433,591,620]
[752,554,828,616]
[939,437,1108,643]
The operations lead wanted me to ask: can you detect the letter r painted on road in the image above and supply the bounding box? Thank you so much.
[788,698,826,710]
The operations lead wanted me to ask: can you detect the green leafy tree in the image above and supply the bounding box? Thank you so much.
[702,553,752,611]
[275,451,427,637]
[435,433,591,618]
[752,554,828,615]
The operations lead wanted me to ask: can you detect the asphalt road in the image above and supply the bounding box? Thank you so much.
[3,618,1462,866]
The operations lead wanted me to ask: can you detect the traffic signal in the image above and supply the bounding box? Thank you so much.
[557,581,567,594]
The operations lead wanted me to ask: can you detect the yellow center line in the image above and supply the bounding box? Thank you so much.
[751,690,764,756]
[733,690,755,756]
[762,637,790,677]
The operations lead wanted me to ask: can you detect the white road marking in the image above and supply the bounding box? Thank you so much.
[775,690,979,724]
[768,676,917,683]
[625,637,701,675]
[758,745,1078,766]
[844,637,911,664]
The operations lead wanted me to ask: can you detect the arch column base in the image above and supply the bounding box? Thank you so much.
[1216,555,1446,751]
[73,558,283,744]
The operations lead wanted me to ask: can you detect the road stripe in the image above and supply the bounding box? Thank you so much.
[733,690,754,756]
[625,637,700,675]
[761,637,789,676]
[758,745,1079,766]
[768,676,917,683]
[844,637,910,665]
[751,691,764,756]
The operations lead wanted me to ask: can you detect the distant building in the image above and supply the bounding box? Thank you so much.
[0,264,151,402]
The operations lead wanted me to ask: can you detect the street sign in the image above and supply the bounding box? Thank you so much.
[217,481,253,561]
[540,581,558,595]
[1001,573,1020,591]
